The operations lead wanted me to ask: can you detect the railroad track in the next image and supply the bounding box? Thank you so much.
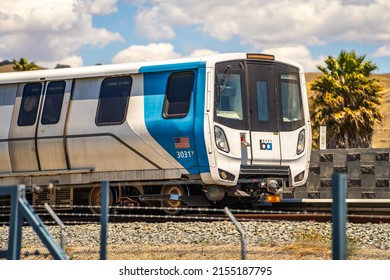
[3,210,390,226]
[2,202,390,226]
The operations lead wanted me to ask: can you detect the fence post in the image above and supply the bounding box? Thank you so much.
[332,173,347,260]
[1,185,67,260]
[224,207,247,260]
[44,203,66,250]
[2,185,23,259]
[100,181,109,260]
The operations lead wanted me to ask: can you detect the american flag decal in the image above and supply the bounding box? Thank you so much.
[174,137,190,149]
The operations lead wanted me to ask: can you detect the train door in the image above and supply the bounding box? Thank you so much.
[9,80,71,172]
[245,62,281,165]
[9,82,44,172]
[37,80,72,170]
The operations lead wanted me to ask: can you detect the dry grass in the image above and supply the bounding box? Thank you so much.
[0,64,15,73]
[18,242,390,260]
[13,224,390,260]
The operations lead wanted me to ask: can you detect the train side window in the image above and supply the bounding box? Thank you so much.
[41,81,66,125]
[96,76,132,125]
[163,72,195,118]
[17,83,42,126]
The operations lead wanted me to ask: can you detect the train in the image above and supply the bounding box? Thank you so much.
[0,53,311,214]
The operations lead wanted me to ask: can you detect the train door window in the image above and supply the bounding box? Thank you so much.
[256,81,269,121]
[163,72,195,118]
[17,83,42,126]
[41,81,66,125]
[96,76,132,125]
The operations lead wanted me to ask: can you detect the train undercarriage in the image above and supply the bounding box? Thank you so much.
[0,164,295,215]
[18,173,292,215]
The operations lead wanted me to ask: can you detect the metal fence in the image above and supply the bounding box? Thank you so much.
[2,202,390,260]
[1,146,390,261]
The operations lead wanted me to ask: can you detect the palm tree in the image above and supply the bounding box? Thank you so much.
[310,50,383,148]
[13,58,38,71]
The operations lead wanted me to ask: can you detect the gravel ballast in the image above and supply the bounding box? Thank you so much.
[1,221,390,250]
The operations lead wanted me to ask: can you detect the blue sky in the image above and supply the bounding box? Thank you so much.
[1,0,390,73]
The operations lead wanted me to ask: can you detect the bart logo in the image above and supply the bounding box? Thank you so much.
[260,140,273,151]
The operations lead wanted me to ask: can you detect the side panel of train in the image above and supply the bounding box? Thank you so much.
[0,63,209,181]
[0,62,213,212]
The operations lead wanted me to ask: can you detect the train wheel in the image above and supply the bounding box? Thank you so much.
[160,185,186,215]
[88,185,113,215]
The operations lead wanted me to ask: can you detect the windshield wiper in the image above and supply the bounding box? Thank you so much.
[217,64,232,102]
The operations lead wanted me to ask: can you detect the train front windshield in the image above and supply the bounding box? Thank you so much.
[214,59,305,165]
[215,60,304,132]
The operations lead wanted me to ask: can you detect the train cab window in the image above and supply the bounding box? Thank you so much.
[216,74,243,121]
[163,72,194,118]
[280,73,304,130]
[41,81,66,125]
[17,83,42,126]
[96,76,132,125]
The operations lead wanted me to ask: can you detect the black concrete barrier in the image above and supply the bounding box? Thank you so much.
[295,148,390,199]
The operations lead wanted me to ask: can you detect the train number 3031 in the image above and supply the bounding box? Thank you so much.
[176,150,195,159]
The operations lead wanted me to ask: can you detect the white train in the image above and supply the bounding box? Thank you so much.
[0,53,311,214]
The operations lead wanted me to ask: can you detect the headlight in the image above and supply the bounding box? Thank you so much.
[294,171,305,182]
[214,126,229,153]
[296,129,305,155]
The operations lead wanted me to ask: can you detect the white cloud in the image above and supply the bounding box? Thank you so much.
[263,45,324,72]
[189,49,219,57]
[134,7,176,41]
[112,43,220,64]
[133,1,195,41]
[38,55,84,68]
[0,0,122,66]
[131,0,390,48]
[82,0,118,15]
[373,45,390,57]
[112,43,181,63]
[112,42,323,72]
[127,0,390,72]
[2,0,389,71]
[341,0,376,5]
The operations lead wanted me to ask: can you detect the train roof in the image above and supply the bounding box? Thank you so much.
[0,53,302,84]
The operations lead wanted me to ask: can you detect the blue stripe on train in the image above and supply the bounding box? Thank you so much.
[139,62,210,174]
